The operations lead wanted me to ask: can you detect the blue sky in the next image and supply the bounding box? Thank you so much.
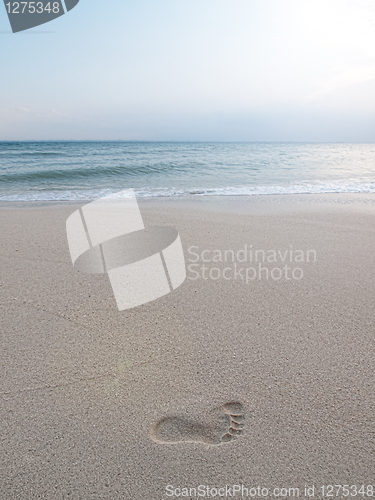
[1,0,375,141]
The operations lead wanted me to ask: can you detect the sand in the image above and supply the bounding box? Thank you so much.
[0,194,374,499]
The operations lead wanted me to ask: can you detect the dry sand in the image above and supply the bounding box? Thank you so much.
[0,194,374,499]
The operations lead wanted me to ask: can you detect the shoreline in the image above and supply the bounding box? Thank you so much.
[2,191,375,211]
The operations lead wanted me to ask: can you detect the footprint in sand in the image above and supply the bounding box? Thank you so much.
[151,402,244,445]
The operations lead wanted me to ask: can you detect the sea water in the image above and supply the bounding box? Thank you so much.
[1,141,375,201]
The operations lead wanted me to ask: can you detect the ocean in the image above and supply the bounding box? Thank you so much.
[1,141,375,201]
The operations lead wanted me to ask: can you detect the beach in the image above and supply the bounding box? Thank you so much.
[1,194,374,499]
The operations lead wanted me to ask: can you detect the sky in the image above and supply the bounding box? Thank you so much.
[1,0,375,141]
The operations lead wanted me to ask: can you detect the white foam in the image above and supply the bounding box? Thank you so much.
[2,179,375,201]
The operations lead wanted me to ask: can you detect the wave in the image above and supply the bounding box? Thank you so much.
[1,180,375,201]
[0,163,183,183]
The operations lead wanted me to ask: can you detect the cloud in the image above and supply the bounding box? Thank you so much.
[4,105,71,121]
[11,105,30,112]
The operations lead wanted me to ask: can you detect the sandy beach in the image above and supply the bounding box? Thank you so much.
[1,194,374,499]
